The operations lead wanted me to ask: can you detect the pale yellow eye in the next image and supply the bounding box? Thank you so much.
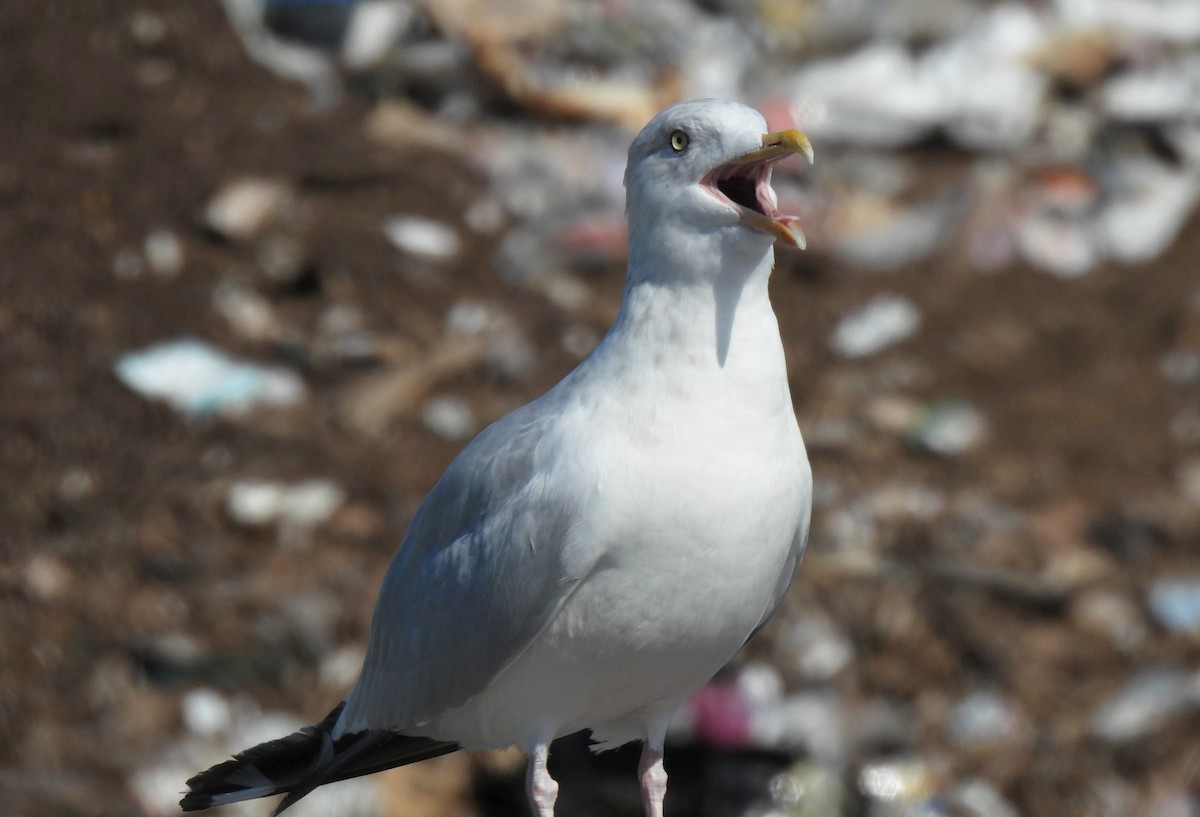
[669,130,689,152]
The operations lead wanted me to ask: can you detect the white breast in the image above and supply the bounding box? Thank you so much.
[421,335,811,750]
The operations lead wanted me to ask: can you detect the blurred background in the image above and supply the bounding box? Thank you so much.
[3,0,1200,815]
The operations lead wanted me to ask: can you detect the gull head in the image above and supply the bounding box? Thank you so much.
[624,99,813,255]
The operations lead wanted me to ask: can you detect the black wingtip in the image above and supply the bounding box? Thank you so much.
[179,702,461,813]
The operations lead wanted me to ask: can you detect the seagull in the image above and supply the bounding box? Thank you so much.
[181,98,814,817]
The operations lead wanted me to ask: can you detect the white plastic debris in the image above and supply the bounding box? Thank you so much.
[946,690,1019,745]
[204,177,295,241]
[789,42,946,148]
[212,281,281,342]
[922,4,1050,150]
[143,227,184,277]
[383,215,461,260]
[1090,667,1200,742]
[1055,0,1200,44]
[780,614,855,681]
[1017,212,1098,278]
[735,662,785,707]
[1094,162,1200,264]
[1102,55,1200,121]
[421,395,476,440]
[858,756,939,805]
[225,479,345,534]
[23,554,72,602]
[341,0,414,70]
[767,760,847,817]
[831,192,964,271]
[181,688,233,739]
[830,294,920,358]
[445,300,536,380]
[114,338,305,417]
[218,0,342,108]
[1072,589,1148,649]
[908,400,988,455]
[789,6,1049,151]
[320,644,367,690]
[1147,577,1200,635]
[945,779,1022,817]
[752,691,849,762]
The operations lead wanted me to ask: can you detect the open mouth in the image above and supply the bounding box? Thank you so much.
[700,129,812,248]
[704,161,778,217]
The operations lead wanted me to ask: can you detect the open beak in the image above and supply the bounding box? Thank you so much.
[701,129,814,248]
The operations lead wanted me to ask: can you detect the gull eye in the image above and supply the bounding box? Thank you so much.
[669,130,689,152]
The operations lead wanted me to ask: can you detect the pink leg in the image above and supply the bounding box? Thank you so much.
[526,743,558,817]
[638,742,668,817]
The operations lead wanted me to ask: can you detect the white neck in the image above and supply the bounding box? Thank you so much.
[612,225,780,370]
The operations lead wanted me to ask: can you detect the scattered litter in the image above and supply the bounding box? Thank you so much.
[1095,162,1200,264]
[43,2,1200,814]
[1102,55,1200,122]
[1161,350,1200,386]
[753,691,848,762]
[445,300,536,380]
[143,227,184,277]
[464,197,506,234]
[945,779,1021,817]
[320,644,367,691]
[1090,667,1200,742]
[180,688,232,738]
[128,9,169,47]
[789,42,946,148]
[58,466,96,500]
[906,400,988,456]
[830,294,920,358]
[780,613,855,681]
[338,0,414,71]
[1147,577,1200,635]
[1060,0,1200,45]
[217,0,342,108]
[23,554,72,602]
[765,761,847,817]
[421,395,476,440]
[225,478,345,545]
[945,690,1019,745]
[114,338,305,417]
[686,679,754,749]
[212,281,282,342]
[828,191,964,272]
[858,756,940,809]
[383,215,461,260]
[204,177,296,241]
[1071,589,1148,650]
[923,3,1049,150]
[340,335,490,435]
[1017,211,1098,278]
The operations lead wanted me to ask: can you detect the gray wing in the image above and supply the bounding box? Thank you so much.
[337,397,597,734]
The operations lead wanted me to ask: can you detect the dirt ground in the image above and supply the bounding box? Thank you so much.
[2,2,1199,817]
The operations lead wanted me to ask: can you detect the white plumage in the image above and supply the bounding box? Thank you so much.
[183,98,814,817]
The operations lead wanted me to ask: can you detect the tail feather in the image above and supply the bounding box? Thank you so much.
[180,703,460,813]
